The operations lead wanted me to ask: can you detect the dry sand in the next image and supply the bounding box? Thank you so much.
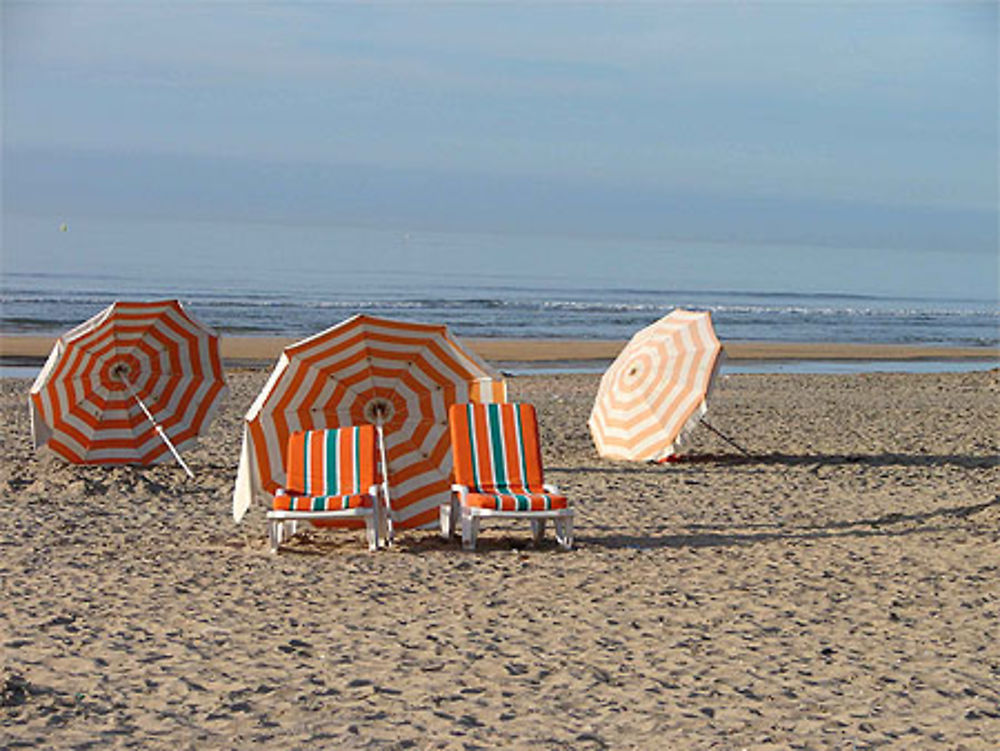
[2,366,999,749]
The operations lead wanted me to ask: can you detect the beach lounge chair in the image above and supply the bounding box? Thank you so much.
[268,426,386,552]
[441,403,573,551]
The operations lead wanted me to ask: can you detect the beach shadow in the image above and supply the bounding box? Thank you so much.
[581,495,999,551]
[548,464,679,476]
[752,452,998,470]
[233,497,998,557]
[266,529,565,556]
[762,494,997,532]
[265,532,382,556]
[580,527,936,550]
[391,533,570,555]
[553,451,998,473]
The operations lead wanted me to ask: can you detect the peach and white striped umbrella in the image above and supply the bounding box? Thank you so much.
[29,300,227,471]
[232,314,506,530]
[589,309,723,462]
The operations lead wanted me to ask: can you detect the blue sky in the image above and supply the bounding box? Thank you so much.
[3,2,998,268]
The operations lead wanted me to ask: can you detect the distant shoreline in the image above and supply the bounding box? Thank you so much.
[1,333,996,366]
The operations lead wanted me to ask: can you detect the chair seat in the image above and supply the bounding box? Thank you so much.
[463,491,568,512]
[273,493,374,512]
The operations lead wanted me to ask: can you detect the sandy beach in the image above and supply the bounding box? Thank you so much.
[2,362,998,749]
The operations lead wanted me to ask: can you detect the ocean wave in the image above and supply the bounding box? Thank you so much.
[3,289,996,317]
[195,298,1000,319]
[3,289,996,348]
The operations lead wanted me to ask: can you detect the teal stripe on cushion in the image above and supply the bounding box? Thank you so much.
[325,429,339,496]
[468,404,481,490]
[487,403,508,492]
[302,431,312,495]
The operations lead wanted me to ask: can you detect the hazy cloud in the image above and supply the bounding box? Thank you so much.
[4,1,997,253]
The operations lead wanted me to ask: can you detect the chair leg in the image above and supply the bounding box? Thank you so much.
[385,515,395,547]
[365,516,379,552]
[439,502,453,540]
[461,511,479,551]
[373,500,388,548]
[379,508,391,548]
[555,515,574,550]
[268,519,280,553]
[531,518,546,545]
[442,496,460,539]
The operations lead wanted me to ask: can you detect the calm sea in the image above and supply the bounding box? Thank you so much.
[2,214,998,348]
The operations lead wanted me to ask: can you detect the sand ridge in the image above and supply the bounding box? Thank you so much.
[2,368,999,749]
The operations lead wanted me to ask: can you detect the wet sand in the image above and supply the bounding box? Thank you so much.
[2,333,997,365]
[2,366,998,749]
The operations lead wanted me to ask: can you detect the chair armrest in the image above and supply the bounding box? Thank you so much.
[451,484,469,494]
[543,483,560,494]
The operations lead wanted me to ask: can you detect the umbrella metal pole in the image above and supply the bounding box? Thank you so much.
[119,375,195,478]
[700,418,751,457]
[375,418,393,543]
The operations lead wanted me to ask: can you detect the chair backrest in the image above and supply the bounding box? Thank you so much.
[285,426,377,496]
[449,403,545,493]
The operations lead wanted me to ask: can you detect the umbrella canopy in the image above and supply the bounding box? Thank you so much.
[588,309,722,462]
[232,314,506,530]
[29,300,228,469]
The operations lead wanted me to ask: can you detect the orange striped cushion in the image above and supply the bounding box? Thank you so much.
[272,493,373,512]
[464,491,567,511]
[285,426,377,497]
[449,403,546,493]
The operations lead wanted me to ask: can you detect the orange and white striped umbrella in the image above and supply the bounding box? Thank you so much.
[232,314,506,530]
[589,309,722,462]
[29,300,228,469]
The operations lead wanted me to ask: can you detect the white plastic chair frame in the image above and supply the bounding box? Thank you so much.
[440,483,574,551]
[267,484,388,553]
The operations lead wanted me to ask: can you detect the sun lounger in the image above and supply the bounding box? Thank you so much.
[442,403,573,551]
[268,426,385,552]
